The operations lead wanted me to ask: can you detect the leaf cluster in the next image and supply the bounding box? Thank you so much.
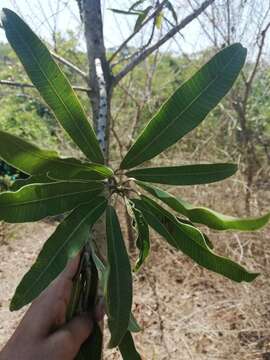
[0,8,269,359]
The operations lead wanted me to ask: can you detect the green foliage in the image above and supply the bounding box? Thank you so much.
[133,196,258,282]
[76,323,103,360]
[0,96,57,150]
[119,331,142,359]
[11,198,107,310]
[0,8,269,359]
[0,130,112,179]
[0,181,104,223]
[128,199,150,271]
[106,206,133,348]
[1,8,104,163]
[126,163,237,185]
[110,0,177,33]
[136,181,270,230]
[121,44,247,169]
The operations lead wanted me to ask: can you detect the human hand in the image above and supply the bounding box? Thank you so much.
[0,255,104,360]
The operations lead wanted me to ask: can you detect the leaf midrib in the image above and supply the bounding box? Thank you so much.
[15,200,106,304]
[0,184,102,208]
[9,19,100,160]
[130,168,234,178]
[125,47,242,166]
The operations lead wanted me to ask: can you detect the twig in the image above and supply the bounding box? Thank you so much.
[111,125,125,160]
[0,79,91,93]
[188,0,227,44]
[51,51,88,80]
[108,1,167,63]
[242,21,270,111]
[113,0,215,85]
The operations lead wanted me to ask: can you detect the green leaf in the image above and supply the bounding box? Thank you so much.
[129,0,146,11]
[0,181,103,223]
[10,197,107,310]
[174,216,214,249]
[136,181,270,231]
[128,313,141,333]
[165,0,178,23]
[11,174,54,191]
[134,6,153,32]
[127,163,237,185]
[90,244,141,333]
[133,196,259,282]
[0,130,112,180]
[1,9,104,163]
[128,200,150,271]
[119,331,142,360]
[90,242,108,294]
[121,44,247,169]
[106,206,133,348]
[76,323,103,360]
[155,12,163,29]
[109,8,141,15]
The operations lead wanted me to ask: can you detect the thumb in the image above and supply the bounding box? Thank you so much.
[50,313,93,358]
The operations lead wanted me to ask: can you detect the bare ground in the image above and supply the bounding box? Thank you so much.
[0,176,269,359]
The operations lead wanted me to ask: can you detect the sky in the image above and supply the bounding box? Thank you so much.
[0,0,204,54]
[0,0,269,59]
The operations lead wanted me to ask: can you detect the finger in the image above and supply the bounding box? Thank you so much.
[49,313,93,358]
[59,254,81,281]
[33,253,81,307]
[26,254,81,335]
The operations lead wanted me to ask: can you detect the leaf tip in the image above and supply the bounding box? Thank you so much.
[9,298,19,312]
[247,272,260,282]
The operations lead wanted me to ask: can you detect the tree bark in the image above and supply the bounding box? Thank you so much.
[81,0,113,134]
[80,0,114,266]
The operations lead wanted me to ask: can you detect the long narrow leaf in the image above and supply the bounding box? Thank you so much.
[106,206,133,348]
[127,163,237,185]
[136,181,270,230]
[0,130,112,180]
[1,9,104,163]
[128,314,141,333]
[121,44,247,169]
[108,8,141,15]
[133,196,258,282]
[129,0,146,11]
[90,243,141,333]
[119,331,142,360]
[128,200,150,271]
[134,6,153,32]
[76,323,103,360]
[165,1,178,23]
[10,197,107,310]
[0,181,103,223]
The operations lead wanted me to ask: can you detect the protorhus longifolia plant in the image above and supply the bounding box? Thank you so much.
[0,8,269,359]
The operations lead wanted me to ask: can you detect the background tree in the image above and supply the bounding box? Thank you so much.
[186,0,270,213]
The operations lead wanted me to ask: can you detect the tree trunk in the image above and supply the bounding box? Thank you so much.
[80,0,113,260]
